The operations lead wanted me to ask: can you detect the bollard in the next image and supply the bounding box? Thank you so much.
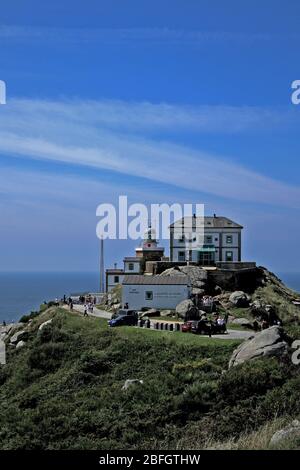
[155,322,159,330]
[160,322,164,331]
[164,323,169,331]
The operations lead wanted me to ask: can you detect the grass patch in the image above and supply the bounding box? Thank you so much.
[0,307,299,450]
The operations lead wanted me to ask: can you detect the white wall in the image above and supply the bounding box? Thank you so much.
[170,227,241,262]
[122,284,190,310]
[124,261,140,273]
[107,274,125,292]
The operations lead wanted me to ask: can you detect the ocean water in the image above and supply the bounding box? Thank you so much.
[0,272,99,323]
[278,273,300,294]
[0,271,299,324]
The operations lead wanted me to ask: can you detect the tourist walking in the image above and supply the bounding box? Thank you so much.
[83,304,88,317]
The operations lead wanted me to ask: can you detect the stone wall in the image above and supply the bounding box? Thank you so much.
[216,261,256,270]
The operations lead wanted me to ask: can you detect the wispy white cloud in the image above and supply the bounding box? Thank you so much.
[0,25,274,46]
[0,97,299,210]
[2,97,297,135]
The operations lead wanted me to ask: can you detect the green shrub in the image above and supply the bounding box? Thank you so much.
[19,311,40,323]
[217,358,288,406]
[79,350,114,375]
[27,342,66,372]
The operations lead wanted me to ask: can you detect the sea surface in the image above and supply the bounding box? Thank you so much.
[0,271,299,324]
[0,272,99,323]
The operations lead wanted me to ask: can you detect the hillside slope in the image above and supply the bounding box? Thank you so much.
[0,307,299,450]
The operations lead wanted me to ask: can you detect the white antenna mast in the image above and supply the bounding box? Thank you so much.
[100,236,105,293]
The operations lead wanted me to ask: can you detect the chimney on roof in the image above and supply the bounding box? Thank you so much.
[193,213,196,218]
[213,213,216,218]
[114,263,117,269]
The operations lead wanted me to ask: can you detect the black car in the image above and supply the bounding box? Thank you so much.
[111,309,137,320]
[108,311,138,327]
[191,319,227,335]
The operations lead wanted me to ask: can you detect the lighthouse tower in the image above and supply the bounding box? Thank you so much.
[135,225,165,261]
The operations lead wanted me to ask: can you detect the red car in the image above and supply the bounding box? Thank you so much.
[181,320,194,332]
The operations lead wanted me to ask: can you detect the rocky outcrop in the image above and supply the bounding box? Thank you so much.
[229,326,288,367]
[160,309,173,317]
[231,318,252,327]
[9,330,27,344]
[139,308,160,319]
[270,420,300,447]
[229,291,250,307]
[159,267,186,277]
[38,319,53,330]
[160,265,209,295]
[176,300,194,320]
[102,285,122,311]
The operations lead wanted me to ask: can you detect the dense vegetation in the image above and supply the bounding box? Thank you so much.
[0,307,299,450]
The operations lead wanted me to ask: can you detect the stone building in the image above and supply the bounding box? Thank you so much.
[169,215,243,265]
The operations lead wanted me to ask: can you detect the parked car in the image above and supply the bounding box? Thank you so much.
[191,319,211,335]
[108,311,138,327]
[191,319,227,335]
[111,309,137,320]
[181,320,194,332]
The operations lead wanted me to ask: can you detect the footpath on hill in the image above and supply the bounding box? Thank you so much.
[69,304,253,340]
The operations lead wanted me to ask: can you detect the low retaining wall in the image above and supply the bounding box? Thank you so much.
[137,320,182,332]
[215,262,256,270]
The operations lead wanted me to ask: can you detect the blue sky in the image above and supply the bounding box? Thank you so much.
[0,0,300,273]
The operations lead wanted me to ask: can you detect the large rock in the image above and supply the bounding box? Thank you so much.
[270,420,300,447]
[231,318,252,327]
[10,330,27,344]
[192,288,205,295]
[160,310,173,317]
[179,266,208,288]
[122,379,143,390]
[160,267,186,277]
[38,319,53,330]
[229,326,288,367]
[140,309,160,319]
[175,299,198,320]
[229,291,250,307]
[160,266,209,293]
[16,340,26,349]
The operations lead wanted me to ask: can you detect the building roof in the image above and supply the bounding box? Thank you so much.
[123,257,142,262]
[123,275,189,285]
[106,269,124,274]
[169,216,243,229]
